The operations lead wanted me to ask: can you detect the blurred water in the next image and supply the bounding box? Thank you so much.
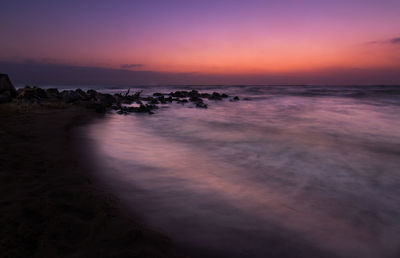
[84,86,400,258]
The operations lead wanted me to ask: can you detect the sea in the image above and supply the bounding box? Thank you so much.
[67,85,400,258]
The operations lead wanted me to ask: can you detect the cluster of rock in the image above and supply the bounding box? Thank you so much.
[0,74,240,114]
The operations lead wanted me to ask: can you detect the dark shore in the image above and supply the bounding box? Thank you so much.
[0,102,188,258]
[0,74,240,257]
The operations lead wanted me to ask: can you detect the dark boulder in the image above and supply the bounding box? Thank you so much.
[16,86,47,102]
[0,74,17,96]
[210,92,222,100]
[0,74,17,102]
[96,93,116,107]
[116,103,158,115]
[75,89,88,100]
[190,96,207,108]
[86,89,98,100]
[200,93,211,98]
[17,87,35,100]
[188,90,200,98]
[46,88,60,98]
[113,93,127,104]
[61,90,81,103]
[32,86,47,98]
[157,95,167,104]
[189,96,202,102]
[138,104,158,113]
[170,91,188,98]
[196,102,208,108]
[148,98,160,105]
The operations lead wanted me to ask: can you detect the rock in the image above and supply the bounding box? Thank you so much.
[61,90,81,103]
[113,93,121,99]
[17,87,35,100]
[188,90,200,98]
[46,88,60,98]
[2,81,235,113]
[32,86,47,98]
[210,92,222,100]
[86,89,97,100]
[17,88,24,96]
[0,74,17,98]
[148,98,159,104]
[137,104,158,113]
[200,93,211,98]
[157,96,167,104]
[189,96,202,102]
[142,97,159,104]
[16,86,47,102]
[96,93,116,107]
[116,103,158,115]
[75,89,88,100]
[196,102,208,108]
[170,91,188,98]
[131,91,142,100]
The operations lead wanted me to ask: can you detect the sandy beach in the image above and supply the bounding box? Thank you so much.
[0,103,185,257]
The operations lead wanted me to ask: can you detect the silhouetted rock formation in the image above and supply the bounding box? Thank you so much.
[0,74,17,103]
[1,75,240,114]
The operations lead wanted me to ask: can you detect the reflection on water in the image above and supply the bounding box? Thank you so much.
[85,86,400,258]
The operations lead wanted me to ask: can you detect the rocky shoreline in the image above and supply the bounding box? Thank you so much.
[1,74,239,115]
[0,74,242,257]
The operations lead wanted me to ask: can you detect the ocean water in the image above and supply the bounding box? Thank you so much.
[82,86,400,258]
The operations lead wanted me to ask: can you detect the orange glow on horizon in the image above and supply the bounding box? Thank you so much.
[2,0,399,81]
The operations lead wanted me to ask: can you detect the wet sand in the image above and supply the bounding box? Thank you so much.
[0,103,185,258]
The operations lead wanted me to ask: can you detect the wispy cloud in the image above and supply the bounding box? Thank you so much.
[389,37,400,44]
[367,36,400,45]
[121,63,144,69]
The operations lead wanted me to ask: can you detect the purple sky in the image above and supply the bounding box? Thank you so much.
[1,0,400,85]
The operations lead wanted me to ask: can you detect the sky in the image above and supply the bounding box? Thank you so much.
[1,0,400,85]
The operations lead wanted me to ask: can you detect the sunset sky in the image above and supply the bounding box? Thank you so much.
[1,0,400,85]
